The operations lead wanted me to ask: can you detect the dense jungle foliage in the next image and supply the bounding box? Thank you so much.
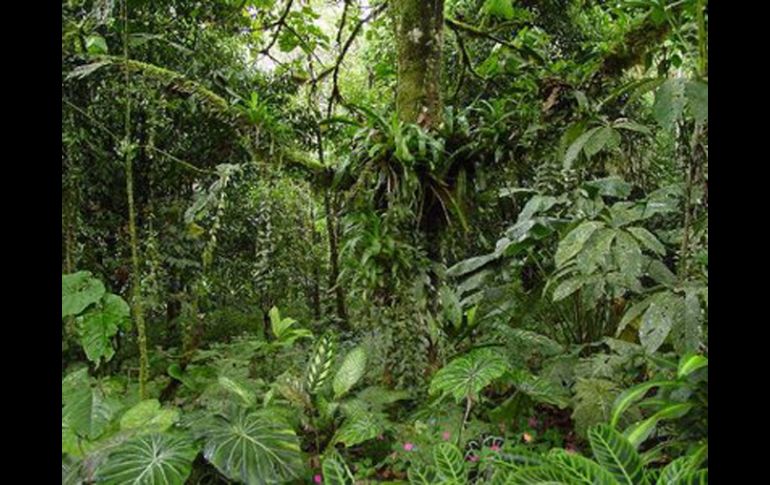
[62,0,707,483]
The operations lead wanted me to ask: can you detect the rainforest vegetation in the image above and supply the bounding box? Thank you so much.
[62,0,708,483]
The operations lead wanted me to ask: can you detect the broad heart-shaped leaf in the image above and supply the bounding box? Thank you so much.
[429,349,508,402]
[62,369,119,440]
[79,293,130,366]
[555,221,604,268]
[97,433,197,485]
[202,408,305,484]
[333,346,367,399]
[588,424,644,485]
[119,399,180,434]
[62,271,106,317]
[433,443,466,483]
[653,78,686,130]
[322,453,354,485]
[549,449,620,484]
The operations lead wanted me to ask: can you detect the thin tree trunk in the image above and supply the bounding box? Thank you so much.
[122,0,149,399]
[324,190,348,327]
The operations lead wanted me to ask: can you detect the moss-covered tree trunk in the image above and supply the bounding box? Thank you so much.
[393,0,445,127]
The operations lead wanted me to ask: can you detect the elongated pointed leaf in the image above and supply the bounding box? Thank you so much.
[588,424,644,485]
[610,380,677,427]
[333,347,367,399]
[550,449,620,485]
[322,454,355,485]
[624,403,693,448]
[677,353,708,379]
[555,221,604,268]
[433,443,466,483]
[565,127,601,168]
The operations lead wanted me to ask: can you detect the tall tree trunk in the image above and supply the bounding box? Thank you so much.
[324,190,348,328]
[393,0,445,127]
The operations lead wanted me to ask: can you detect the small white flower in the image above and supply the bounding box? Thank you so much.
[407,28,423,43]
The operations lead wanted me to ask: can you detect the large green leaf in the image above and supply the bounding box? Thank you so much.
[584,177,633,198]
[508,465,583,484]
[623,402,693,448]
[549,449,620,484]
[584,126,621,158]
[62,369,119,440]
[62,271,106,317]
[202,408,305,484]
[612,231,643,278]
[555,221,604,268]
[639,293,678,353]
[79,294,130,366]
[677,353,708,379]
[119,399,180,434]
[685,81,708,125]
[565,126,601,169]
[627,227,665,256]
[97,433,197,485]
[433,443,466,483]
[653,78,686,129]
[322,453,354,485]
[588,424,644,485]
[333,346,367,399]
[573,378,620,438]
[429,349,508,402]
[332,411,387,447]
[217,376,257,406]
[610,380,677,427]
[552,276,585,302]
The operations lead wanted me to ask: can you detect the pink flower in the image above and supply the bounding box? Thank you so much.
[489,444,501,452]
[441,431,451,441]
[403,442,415,451]
[466,454,479,462]
[313,474,322,484]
